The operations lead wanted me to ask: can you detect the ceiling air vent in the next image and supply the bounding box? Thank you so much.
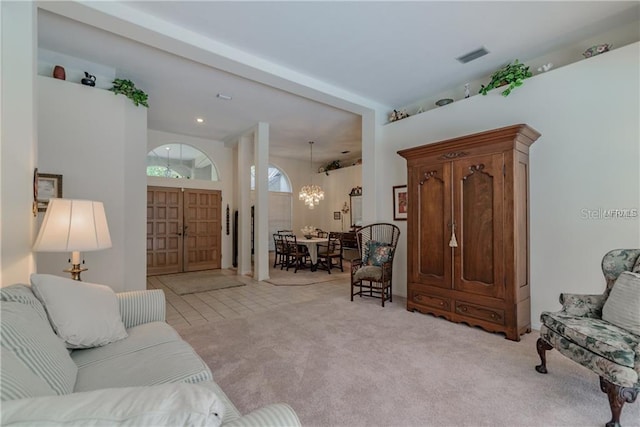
[456,47,489,64]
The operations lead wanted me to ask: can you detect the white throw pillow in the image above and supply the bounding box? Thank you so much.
[0,383,225,427]
[30,274,128,349]
[602,271,640,336]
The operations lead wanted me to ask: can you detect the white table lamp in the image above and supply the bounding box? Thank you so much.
[33,199,112,280]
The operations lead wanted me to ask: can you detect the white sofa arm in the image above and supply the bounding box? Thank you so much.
[225,404,301,427]
[116,289,165,328]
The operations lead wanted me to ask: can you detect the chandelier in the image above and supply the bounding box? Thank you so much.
[164,146,172,177]
[299,141,324,209]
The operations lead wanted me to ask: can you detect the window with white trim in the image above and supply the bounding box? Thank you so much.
[250,164,292,250]
[147,144,219,181]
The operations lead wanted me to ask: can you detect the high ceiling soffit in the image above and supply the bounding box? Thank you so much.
[37,1,640,163]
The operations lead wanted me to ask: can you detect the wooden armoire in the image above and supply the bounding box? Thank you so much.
[397,124,540,341]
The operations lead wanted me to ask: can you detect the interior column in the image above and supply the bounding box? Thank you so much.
[237,134,253,276]
[254,122,270,281]
[361,110,376,224]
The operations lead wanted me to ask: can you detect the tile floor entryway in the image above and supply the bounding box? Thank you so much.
[147,265,350,329]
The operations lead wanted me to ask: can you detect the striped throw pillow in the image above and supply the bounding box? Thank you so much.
[602,271,640,335]
[0,301,77,395]
[0,284,48,322]
[1,349,56,401]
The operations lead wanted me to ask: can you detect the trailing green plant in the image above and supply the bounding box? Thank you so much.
[479,59,532,97]
[324,160,341,171]
[109,78,149,107]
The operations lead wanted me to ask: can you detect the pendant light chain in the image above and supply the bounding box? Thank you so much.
[298,141,325,209]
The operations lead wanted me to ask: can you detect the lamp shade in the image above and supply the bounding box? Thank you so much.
[33,199,112,252]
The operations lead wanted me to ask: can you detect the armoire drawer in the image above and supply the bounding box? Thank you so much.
[455,301,505,325]
[410,291,451,311]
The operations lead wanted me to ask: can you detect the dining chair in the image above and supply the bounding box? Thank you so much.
[283,234,309,273]
[317,232,343,274]
[273,233,287,269]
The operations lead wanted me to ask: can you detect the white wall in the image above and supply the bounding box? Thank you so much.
[37,76,147,291]
[147,129,235,268]
[269,155,322,234]
[270,158,362,234]
[0,2,38,287]
[317,164,362,232]
[378,43,640,330]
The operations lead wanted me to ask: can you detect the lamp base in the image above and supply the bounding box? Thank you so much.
[64,264,88,281]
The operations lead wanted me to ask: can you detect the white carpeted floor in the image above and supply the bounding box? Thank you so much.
[176,289,640,427]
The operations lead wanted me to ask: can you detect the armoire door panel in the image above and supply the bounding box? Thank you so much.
[453,154,505,298]
[411,163,451,288]
[461,164,494,284]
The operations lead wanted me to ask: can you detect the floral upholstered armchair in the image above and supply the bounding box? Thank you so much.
[535,249,640,427]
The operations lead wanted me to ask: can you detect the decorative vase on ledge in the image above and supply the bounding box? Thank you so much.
[81,72,96,87]
[52,65,66,80]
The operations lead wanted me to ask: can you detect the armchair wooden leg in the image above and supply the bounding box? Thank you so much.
[599,377,639,427]
[534,338,553,374]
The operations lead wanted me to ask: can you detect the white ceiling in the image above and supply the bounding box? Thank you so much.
[37,1,639,164]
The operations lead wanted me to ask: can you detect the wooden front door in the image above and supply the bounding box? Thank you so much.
[147,186,221,275]
[147,187,183,275]
[184,189,221,271]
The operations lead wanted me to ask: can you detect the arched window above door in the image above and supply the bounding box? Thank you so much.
[250,164,291,192]
[147,144,219,181]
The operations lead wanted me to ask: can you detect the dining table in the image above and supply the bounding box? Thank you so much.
[296,236,329,271]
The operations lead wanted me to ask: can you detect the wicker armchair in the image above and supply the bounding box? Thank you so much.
[535,249,640,427]
[350,223,400,307]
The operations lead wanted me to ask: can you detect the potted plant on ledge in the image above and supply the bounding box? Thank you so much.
[479,59,532,97]
[109,78,149,107]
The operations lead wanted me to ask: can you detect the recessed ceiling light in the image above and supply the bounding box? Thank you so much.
[196,117,204,123]
[341,150,350,154]
[216,93,232,100]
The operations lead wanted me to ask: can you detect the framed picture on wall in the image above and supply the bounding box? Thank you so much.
[393,185,407,221]
[333,211,341,220]
[37,173,63,212]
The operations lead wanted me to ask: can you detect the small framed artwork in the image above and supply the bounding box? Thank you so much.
[32,168,39,216]
[37,173,63,212]
[333,211,341,220]
[393,185,408,221]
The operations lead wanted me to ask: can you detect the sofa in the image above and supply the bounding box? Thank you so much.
[535,249,640,427]
[1,274,300,426]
